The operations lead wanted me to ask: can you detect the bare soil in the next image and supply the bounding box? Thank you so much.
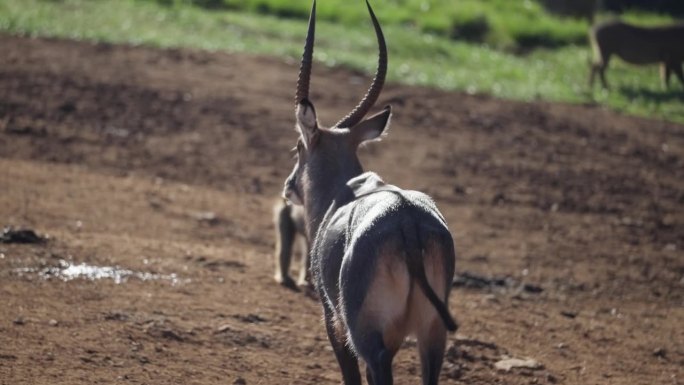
[1,34,683,385]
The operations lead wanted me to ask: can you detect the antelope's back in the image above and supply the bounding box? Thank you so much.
[334,184,456,325]
[593,21,684,61]
[346,189,450,244]
[311,173,455,304]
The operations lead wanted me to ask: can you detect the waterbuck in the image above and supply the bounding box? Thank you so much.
[272,198,309,289]
[283,1,458,384]
[589,20,684,89]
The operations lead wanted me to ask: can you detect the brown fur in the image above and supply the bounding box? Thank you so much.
[589,20,684,89]
[357,236,450,355]
[272,199,309,288]
[285,3,456,383]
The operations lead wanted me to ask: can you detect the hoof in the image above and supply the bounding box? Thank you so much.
[277,276,299,291]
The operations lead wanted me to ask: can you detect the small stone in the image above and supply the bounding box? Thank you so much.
[234,314,267,324]
[560,310,577,319]
[216,324,232,333]
[193,211,219,225]
[48,319,59,326]
[0,228,47,244]
[653,347,667,358]
[160,329,183,341]
[523,283,543,294]
[492,192,507,205]
[13,317,25,325]
[494,356,543,371]
[233,377,246,385]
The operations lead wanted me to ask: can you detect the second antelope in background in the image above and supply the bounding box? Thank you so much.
[272,198,309,289]
[589,20,684,89]
[283,1,458,385]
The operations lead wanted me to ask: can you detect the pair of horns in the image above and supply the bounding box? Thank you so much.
[295,0,387,129]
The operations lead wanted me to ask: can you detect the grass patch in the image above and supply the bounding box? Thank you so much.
[0,0,682,123]
[145,0,595,50]
[146,0,677,51]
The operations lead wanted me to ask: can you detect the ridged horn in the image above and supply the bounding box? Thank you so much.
[295,0,316,105]
[335,0,387,128]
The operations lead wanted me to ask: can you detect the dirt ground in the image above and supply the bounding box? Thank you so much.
[0,34,683,385]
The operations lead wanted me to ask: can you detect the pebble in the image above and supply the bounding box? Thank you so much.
[494,356,543,371]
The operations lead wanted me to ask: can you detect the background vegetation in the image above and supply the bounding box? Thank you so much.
[0,0,682,123]
[146,0,681,51]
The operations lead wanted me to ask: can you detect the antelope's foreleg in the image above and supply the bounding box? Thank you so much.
[672,62,684,88]
[274,206,296,288]
[598,62,610,90]
[661,62,672,89]
[589,61,610,90]
[296,236,311,287]
[589,63,598,88]
[593,50,612,90]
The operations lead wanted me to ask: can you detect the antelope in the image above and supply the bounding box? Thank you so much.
[272,198,309,289]
[589,20,684,89]
[282,1,458,384]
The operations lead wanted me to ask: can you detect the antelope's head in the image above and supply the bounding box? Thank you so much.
[284,0,391,211]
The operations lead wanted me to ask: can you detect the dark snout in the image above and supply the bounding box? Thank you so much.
[283,171,303,205]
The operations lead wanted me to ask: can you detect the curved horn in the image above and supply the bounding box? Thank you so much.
[335,0,387,128]
[295,0,316,105]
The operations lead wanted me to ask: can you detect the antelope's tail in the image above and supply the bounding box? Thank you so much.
[401,220,458,332]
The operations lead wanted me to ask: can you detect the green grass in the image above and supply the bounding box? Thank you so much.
[149,0,593,50]
[147,0,678,51]
[0,0,682,123]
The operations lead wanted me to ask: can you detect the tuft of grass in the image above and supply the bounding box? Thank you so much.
[0,0,682,123]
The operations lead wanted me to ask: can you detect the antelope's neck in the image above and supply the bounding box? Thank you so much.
[304,166,362,240]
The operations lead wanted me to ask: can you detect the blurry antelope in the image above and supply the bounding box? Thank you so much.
[589,20,684,89]
[272,198,309,289]
[282,1,458,384]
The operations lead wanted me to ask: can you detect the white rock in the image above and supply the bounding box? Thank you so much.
[494,356,543,371]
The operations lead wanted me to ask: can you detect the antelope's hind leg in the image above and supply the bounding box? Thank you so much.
[415,236,453,385]
[417,318,447,385]
[661,62,684,89]
[346,245,410,385]
[322,300,362,385]
[362,332,394,385]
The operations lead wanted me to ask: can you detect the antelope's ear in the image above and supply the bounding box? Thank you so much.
[351,105,392,145]
[296,98,319,148]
